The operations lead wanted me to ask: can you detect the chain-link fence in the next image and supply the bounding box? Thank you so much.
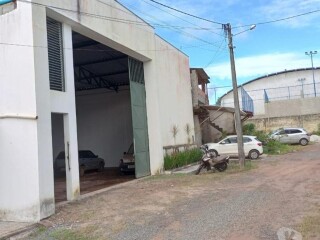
[209,82,320,105]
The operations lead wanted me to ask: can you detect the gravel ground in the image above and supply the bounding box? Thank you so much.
[16,143,320,240]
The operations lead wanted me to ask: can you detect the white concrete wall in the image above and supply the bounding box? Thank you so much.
[264,97,320,117]
[221,69,320,116]
[154,37,195,148]
[75,89,133,167]
[0,2,39,222]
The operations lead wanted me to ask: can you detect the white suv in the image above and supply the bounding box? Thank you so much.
[270,128,310,146]
[205,135,263,159]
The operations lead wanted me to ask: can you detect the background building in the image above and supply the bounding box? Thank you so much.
[220,68,320,132]
[191,68,249,144]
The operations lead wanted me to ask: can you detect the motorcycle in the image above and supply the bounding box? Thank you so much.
[195,145,230,175]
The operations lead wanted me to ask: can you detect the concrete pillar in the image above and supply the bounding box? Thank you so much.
[63,114,80,200]
[62,24,80,200]
[33,3,55,220]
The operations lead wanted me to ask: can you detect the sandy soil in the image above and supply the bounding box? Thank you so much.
[21,143,320,240]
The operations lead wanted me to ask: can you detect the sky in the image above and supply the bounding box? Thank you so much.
[116,0,320,104]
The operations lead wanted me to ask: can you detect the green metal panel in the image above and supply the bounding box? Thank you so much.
[128,58,150,178]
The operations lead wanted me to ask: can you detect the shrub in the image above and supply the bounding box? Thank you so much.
[164,148,202,170]
[243,123,256,135]
[263,140,295,155]
[243,123,270,143]
[315,123,320,135]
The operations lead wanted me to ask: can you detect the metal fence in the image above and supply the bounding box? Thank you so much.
[211,82,320,105]
[208,81,320,116]
[241,86,254,113]
[262,82,320,102]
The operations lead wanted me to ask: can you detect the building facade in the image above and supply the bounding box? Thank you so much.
[0,0,195,222]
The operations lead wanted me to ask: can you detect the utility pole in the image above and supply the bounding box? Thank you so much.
[224,23,246,167]
[305,51,317,97]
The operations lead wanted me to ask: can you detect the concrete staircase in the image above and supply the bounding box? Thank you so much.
[208,121,223,133]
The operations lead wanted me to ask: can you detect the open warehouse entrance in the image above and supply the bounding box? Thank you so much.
[50,20,151,202]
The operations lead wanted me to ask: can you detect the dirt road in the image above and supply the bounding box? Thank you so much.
[21,143,320,240]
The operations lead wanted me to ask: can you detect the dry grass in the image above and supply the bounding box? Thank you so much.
[298,209,320,240]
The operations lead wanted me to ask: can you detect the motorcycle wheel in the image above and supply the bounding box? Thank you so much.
[215,162,228,172]
[195,163,205,175]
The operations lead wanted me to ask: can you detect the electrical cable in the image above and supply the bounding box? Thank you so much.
[232,9,320,29]
[137,0,224,36]
[16,0,224,48]
[115,0,225,48]
[147,0,223,25]
[17,0,220,31]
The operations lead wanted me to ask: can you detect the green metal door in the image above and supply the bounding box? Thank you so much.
[128,58,151,178]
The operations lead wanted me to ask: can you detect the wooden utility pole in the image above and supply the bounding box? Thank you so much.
[224,23,246,168]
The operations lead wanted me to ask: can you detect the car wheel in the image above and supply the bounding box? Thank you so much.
[299,138,308,146]
[98,162,105,172]
[209,149,218,157]
[249,150,259,160]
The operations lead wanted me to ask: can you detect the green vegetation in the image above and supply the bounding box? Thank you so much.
[227,160,257,173]
[263,139,300,155]
[313,123,320,135]
[49,228,91,240]
[243,123,270,143]
[164,148,202,170]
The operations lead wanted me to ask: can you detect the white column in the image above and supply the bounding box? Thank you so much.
[64,114,80,200]
[62,24,80,200]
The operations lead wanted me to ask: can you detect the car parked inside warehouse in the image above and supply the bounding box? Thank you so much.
[205,135,263,159]
[54,150,105,176]
[119,143,135,174]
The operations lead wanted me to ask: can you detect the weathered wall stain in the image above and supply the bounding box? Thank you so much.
[247,114,320,132]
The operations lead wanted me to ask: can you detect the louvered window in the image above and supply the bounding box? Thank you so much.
[47,17,65,91]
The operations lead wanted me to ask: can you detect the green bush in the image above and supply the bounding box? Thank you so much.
[243,123,269,143]
[263,140,295,155]
[315,123,320,135]
[164,148,202,170]
[243,123,256,135]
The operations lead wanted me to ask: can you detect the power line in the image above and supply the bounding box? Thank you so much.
[137,0,224,36]
[204,38,228,68]
[17,0,223,48]
[0,41,220,52]
[147,0,224,25]
[17,0,219,31]
[233,9,320,29]
[116,0,224,48]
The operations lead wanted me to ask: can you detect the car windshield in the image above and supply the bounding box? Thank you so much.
[127,143,134,154]
[57,151,65,159]
[79,150,96,158]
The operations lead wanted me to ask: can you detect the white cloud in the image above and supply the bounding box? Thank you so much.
[205,52,317,81]
[258,0,320,28]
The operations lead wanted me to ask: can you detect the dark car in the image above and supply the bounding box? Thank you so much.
[54,150,105,176]
[119,143,135,174]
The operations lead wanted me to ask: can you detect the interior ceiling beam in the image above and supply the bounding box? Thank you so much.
[76,70,128,82]
[73,40,100,49]
[74,56,127,67]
